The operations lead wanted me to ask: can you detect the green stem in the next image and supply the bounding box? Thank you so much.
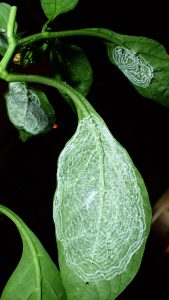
[17,28,120,48]
[42,19,51,32]
[0,6,17,72]
[6,73,92,119]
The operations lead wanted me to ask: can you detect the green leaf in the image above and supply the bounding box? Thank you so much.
[0,2,18,56]
[53,87,152,299]
[51,43,93,111]
[0,3,12,31]
[0,204,67,300]
[80,28,169,108]
[104,29,169,108]
[4,82,55,141]
[40,0,79,21]
[51,43,93,97]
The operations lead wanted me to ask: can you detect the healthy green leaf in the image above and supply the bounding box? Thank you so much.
[0,2,18,56]
[53,87,152,299]
[40,0,79,21]
[51,43,93,97]
[5,82,55,141]
[51,43,93,111]
[0,204,67,300]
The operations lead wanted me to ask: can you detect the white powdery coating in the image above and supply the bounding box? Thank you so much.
[112,46,153,88]
[6,82,48,134]
[53,114,146,282]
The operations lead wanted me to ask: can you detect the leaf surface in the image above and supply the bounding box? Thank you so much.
[40,0,79,21]
[0,3,12,31]
[53,87,152,299]
[101,28,169,108]
[5,82,55,141]
[81,28,169,108]
[0,2,17,56]
[51,43,93,111]
[0,205,67,300]
[51,43,93,97]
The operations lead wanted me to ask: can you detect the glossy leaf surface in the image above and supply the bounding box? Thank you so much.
[0,205,67,300]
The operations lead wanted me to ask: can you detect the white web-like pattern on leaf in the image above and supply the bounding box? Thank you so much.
[53,114,146,282]
[112,46,153,88]
[6,82,48,134]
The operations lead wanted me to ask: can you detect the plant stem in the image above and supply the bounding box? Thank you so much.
[17,28,120,48]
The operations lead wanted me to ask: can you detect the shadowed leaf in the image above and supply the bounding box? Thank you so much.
[0,205,67,300]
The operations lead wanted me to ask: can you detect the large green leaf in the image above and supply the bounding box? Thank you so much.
[5,82,55,141]
[0,2,18,56]
[53,86,152,299]
[0,205,67,300]
[40,0,79,21]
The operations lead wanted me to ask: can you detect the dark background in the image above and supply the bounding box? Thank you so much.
[0,0,169,298]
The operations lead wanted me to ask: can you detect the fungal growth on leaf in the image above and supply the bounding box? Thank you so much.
[112,46,153,88]
[5,82,49,135]
[53,112,150,282]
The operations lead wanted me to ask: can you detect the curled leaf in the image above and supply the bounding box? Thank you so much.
[5,82,55,141]
[0,205,66,300]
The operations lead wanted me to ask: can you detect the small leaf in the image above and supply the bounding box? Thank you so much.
[40,0,79,21]
[0,204,67,300]
[53,87,152,299]
[51,43,93,97]
[5,82,55,141]
[0,2,18,56]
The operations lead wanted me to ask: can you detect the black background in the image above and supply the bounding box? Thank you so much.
[0,0,169,299]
